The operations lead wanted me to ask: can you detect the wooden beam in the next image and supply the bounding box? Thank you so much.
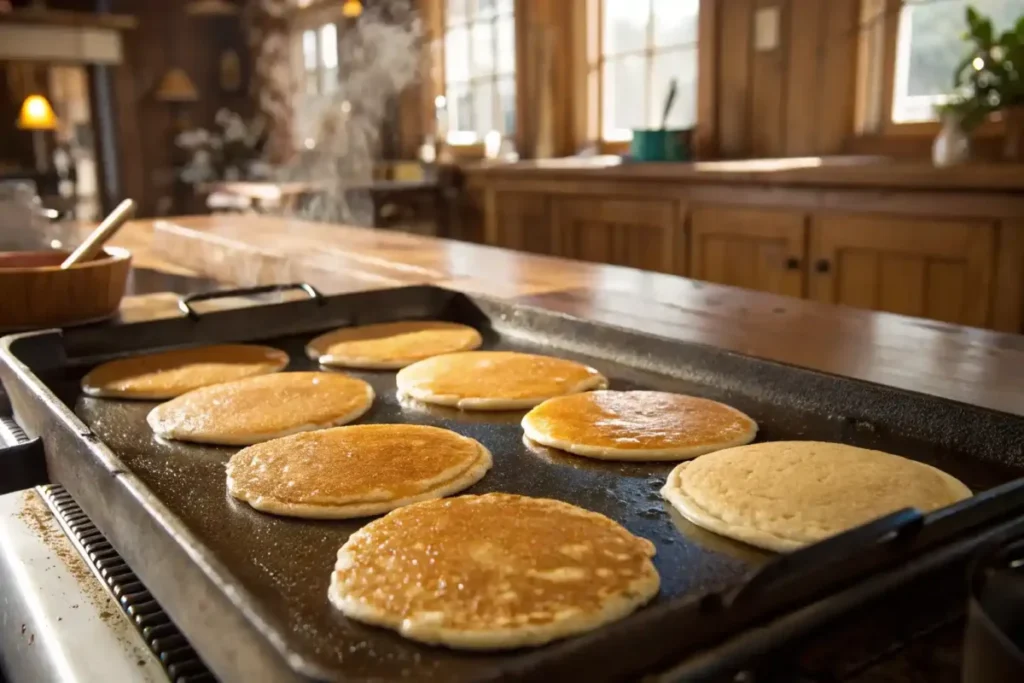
[717,0,754,157]
[695,0,719,158]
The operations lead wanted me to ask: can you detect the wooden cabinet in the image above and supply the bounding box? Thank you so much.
[550,197,681,274]
[490,192,552,254]
[809,215,997,327]
[690,207,807,297]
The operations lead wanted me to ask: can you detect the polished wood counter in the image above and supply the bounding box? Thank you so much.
[463,156,1024,193]
[98,215,1024,417]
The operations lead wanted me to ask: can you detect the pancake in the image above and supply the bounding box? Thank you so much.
[306,321,483,369]
[81,344,289,400]
[329,493,659,649]
[522,390,757,461]
[227,424,491,518]
[395,351,607,411]
[147,372,374,446]
[661,441,972,552]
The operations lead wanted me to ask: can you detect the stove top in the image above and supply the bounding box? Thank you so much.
[0,485,211,682]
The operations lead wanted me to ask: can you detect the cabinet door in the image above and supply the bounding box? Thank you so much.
[491,192,553,254]
[690,207,807,297]
[809,215,996,326]
[550,197,681,274]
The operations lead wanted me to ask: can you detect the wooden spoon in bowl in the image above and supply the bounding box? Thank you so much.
[60,199,136,269]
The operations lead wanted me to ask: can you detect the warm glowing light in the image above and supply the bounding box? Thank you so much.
[342,0,362,17]
[434,95,447,109]
[17,94,57,130]
[973,56,985,70]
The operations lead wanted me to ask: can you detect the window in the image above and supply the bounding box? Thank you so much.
[302,29,318,95]
[320,23,339,94]
[891,0,1021,123]
[299,23,339,96]
[591,0,699,142]
[443,0,515,145]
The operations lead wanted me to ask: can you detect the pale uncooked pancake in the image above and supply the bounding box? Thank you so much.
[661,441,972,552]
[329,493,659,649]
[147,372,374,446]
[395,351,607,411]
[306,321,483,369]
[522,390,757,461]
[81,344,289,400]
[227,424,491,518]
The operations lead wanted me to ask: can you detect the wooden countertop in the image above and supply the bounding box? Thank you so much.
[461,156,1024,193]
[106,215,1024,416]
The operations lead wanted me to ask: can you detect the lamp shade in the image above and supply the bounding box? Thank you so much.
[342,0,362,17]
[17,94,58,130]
[155,68,199,103]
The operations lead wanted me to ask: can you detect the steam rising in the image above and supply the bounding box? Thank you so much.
[285,0,422,225]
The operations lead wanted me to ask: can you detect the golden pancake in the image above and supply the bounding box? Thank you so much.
[329,493,659,649]
[661,441,972,552]
[395,351,607,411]
[306,321,483,369]
[81,344,289,400]
[227,425,492,518]
[522,391,757,461]
[147,372,374,446]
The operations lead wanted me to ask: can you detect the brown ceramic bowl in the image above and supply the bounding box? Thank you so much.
[0,247,132,331]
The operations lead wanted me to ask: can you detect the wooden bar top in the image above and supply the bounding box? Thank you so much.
[98,215,1024,417]
[461,155,1024,193]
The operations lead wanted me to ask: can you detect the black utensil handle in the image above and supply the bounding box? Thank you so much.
[0,416,48,495]
[727,507,924,607]
[178,282,324,319]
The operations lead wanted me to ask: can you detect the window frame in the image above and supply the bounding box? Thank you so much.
[585,0,700,148]
[439,0,518,148]
[854,0,1006,140]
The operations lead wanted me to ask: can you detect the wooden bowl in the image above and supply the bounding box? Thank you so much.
[0,247,132,330]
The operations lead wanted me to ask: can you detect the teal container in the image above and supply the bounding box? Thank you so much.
[629,128,694,162]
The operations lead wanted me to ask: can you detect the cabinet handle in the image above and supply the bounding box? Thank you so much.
[815,259,832,274]
[785,257,801,270]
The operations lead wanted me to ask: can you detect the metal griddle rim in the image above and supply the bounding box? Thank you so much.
[2,284,1024,682]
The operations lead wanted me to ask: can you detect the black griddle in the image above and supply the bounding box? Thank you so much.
[2,283,1024,683]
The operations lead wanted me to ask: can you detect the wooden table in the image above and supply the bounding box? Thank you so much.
[90,215,1024,417]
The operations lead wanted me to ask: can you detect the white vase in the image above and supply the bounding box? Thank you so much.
[932,114,971,167]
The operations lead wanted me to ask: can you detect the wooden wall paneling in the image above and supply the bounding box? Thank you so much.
[690,206,807,297]
[809,215,997,327]
[816,0,859,153]
[717,0,754,157]
[783,0,822,156]
[419,0,444,144]
[749,0,788,157]
[992,219,1024,332]
[569,0,590,153]
[696,0,719,158]
[854,0,888,135]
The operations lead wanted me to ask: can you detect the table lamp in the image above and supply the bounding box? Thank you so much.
[17,94,58,174]
[154,68,199,128]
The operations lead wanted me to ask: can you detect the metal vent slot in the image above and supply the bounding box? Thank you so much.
[40,485,216,683]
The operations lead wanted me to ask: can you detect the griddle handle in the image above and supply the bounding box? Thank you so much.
[727,507,924,607]
[0,416,48,495]
[178,282,324,319]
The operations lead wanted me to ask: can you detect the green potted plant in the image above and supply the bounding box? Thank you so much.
[940,6,1024,161]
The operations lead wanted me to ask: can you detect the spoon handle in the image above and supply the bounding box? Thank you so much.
[60,199,136,269]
